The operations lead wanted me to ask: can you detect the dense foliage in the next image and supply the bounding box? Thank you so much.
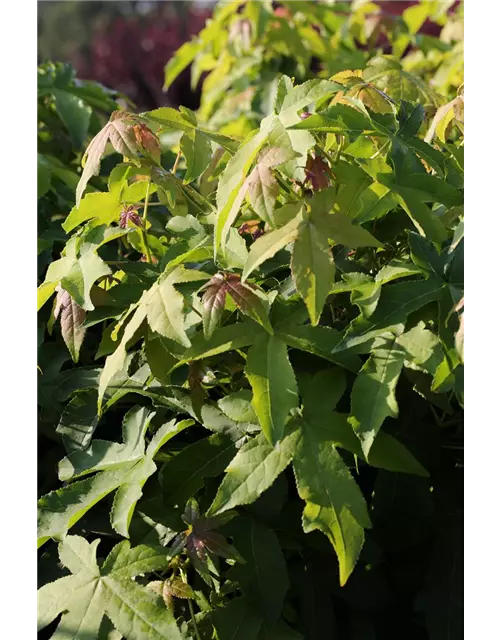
[38,2,464,639]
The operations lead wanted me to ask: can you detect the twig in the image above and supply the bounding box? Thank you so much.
[172,149,182,175]
[140,173,153,264]
[180,568,201,640]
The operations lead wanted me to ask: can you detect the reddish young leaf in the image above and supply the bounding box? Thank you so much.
[201,273,229,339]
[76,111,140,205]
[224,274,273,334]
[54,287,87,363]
[305,154,332,191]
[133,122,161,164]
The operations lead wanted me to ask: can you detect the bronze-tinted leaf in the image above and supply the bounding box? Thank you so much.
[55,287,87,363]
[76,111,140,206]
[201,273,229,339]
[454,296,464,362]
[165,578,195,601]
[305,154,331,191]
[224,274,273,334]
[133,122,161,163]
[246,147,298,226]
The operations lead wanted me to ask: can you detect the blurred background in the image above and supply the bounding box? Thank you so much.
[38,1,216,111]
[37,1,449,112]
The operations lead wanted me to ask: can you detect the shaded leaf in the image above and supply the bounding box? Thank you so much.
[213,597,263,640]
[39,408,192,543]
[54,89,92,147]
[229,517,290,620]
[348,336,406,457]
[160,434,236,508]
[293,417,371,585]
[335,278,446,353]
[56,390,99,453]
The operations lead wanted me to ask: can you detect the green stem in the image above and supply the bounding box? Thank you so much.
[369,138,390,160]
[140,174,153,264]
[172,149,182,175]
[332,135,345,165]
[180,569,201,640]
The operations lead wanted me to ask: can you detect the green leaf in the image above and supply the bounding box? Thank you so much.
[200,404,253,443]
[363,56,440,107]
[292,417,371,586]
[394,187,449,244]
[317,212,383,248]
[287,103,374,134]
[229,517,290,621]
[208,427,299,516]
[54,89,92,147]
[348,336,406,457]
[56,390,99,453]
[408,231,447,279]
[331,162,373,219]
[217,390,257,424]
[396,173,463,208]
[220,227,249,270]
[397,323,444,376]
[402,3,430,34]
[242,209,303,281]
[331,273,381,318]
[38,154,52,198]
[160,434,236,508]
[144,106,195,132]
[37,257,75,311]
[39,408,193,542]
[61,251,112,312]
[181,322,265,364]
[245,334,299,445]
[213,598,263,640]
[327,412,428,477]
[144,279,190,348]
[98,302,147,412]
[181,129,212,183]
[299,369,429,476]
[278,79,342,125]
[278,324,362,373]
[163,40,201,89]
[121,180,158,204]
[257,620,303,640]
[336,278,446,353]
[112,418,193,537]
[38,536,183,640]
[145,332,178,385]
[299,368,346,419]
[63,192,123,233]
[215,117,274,253]
[291,218,335,325]
[246,0,272,41]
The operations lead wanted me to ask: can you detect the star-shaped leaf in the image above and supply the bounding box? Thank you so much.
[38,407,193,544]
[38,535,183,640]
